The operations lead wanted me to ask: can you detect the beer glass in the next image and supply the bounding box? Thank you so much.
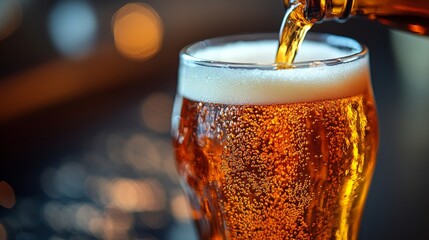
[172,33,378,240]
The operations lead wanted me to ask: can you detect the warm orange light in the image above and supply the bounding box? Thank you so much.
[108,178,165,212]
[100,208,133,240]
[112,3,163,60]
[171,193,192,223]
[408,24,426,35]
[0,181,16,209]
[110,179,141,211]
[123,134,162,173]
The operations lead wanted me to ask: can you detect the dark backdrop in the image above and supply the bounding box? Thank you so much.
[1,0,429,239]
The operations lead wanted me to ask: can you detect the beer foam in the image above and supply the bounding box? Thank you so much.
[179,39,370,104]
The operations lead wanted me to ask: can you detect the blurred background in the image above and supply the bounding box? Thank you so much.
[0,0,429,239]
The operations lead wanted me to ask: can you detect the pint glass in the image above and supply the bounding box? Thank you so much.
[172,33,378,240]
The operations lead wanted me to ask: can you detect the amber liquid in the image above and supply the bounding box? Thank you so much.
[276,1,313,64]
[173,92,378,239]
[277,0,429,65]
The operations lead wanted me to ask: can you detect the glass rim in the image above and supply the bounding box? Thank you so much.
[180,32,369,70]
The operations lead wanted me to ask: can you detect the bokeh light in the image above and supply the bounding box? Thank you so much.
[99,208,133,240]
[0,0,22,41]
[43,202,69,232]
[154,139,179,183]
[85,176,111,206]
[75,204,102,233]
[112,2,163,60]
[6,92,192,239]
[41,161,86,199]
[141,92,173,133]
[54,161,86,198]
[40,168,61,199]
[17,199,40,229]
[106,134,126,164]
[109,178,145,212]
[48,0,98,58]
[0,181,16,209]
[0,223,7,240]
[170,192,192,223]
[107,178,166,212]
[140,211,168,229]
[123,134,162,173]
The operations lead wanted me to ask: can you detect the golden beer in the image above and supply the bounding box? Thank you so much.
[283,0,429,36]
[172,34,378,240]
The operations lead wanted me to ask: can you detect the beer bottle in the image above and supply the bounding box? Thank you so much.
[284,0,429,35]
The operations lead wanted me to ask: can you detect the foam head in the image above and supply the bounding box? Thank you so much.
[178,34,370,105]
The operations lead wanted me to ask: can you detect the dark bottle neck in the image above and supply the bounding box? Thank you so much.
[301,0,354,22]
[288,0,429,36]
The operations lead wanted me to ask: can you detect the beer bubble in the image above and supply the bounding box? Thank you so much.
[174,92,377,238]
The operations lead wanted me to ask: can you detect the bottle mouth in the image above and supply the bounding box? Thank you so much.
[283,0,326,23]
[305,0,326,22]
[286,0,352,22]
